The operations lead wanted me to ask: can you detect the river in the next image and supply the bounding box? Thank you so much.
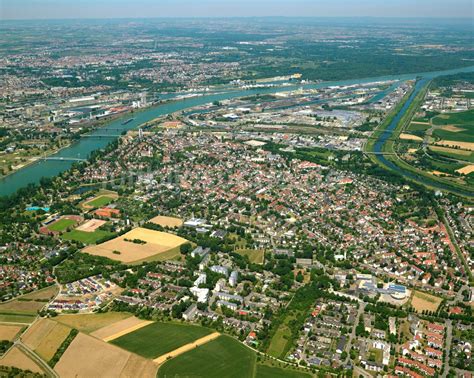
[1,65,474,197]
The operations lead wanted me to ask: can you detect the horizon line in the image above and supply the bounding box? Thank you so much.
[2,15,473,21]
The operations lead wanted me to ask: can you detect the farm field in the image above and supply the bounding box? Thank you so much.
[61,229,114,244]
[91,316,153,341]
[149,215,183,228]
[0,298,45,314]
[432,109,474,127]
[435,140,474,151]
[54,332,156,378]
[428,145,474,162]
[0,324,23,341]
[411,290,443,313]
[111,321,213,359]
[0,313,36,324]
[256,364,311,378]
[153,332,220,365]
[157,335,255,378]
[22,319,71,362]
[0,346,44,374]
[83,227,188,264]
[457,164,474,175]
[20,285,59,301]
[399,133,423,141]
[54,312,133,334]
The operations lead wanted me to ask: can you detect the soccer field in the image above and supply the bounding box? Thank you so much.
[111,322,213,359]
[48,218,77,232]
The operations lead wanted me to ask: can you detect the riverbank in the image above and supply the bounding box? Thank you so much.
[366,78,474,199]
[2,65,474,197]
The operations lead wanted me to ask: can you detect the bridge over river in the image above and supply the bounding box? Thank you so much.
[1,65,474,197]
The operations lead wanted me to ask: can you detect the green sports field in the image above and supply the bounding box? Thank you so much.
[86,195,114,208]
[48,218,77,232]
[111,322,212,359]
[157,335,256,378]
[61,229,114,244]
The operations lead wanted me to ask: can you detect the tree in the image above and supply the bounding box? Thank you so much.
[180,243,192,255]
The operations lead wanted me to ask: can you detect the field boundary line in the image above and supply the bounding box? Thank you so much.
[153,332,220,365]
[102,320,154,342]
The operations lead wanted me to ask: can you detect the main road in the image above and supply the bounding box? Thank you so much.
[1,65,474,197]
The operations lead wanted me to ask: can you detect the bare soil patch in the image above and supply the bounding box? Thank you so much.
[76,219,106,232]
[149,216,183,228]
[411,290,442,313]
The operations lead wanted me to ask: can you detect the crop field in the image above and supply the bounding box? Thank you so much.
[256,364,311,378]
[429,145,473,162]
[456,164,474,175]
[399,133,423,141]
[0,346,44,374]
[61,229,114,244]
[22,319,71,362]
[432,109,474,127]
[83,227,188,264]
[0,314,36,324]
[54,312,133,334]
[149,215,183,228]
[54,332,157,378]
[236,249,265,264]
[0,298,45,314]
[433,128,474,143]
[91,316,153,341]
[20,285,59,301]
[411,290,443,313]
[111,321,213,359]
[158,335,255,378]
[435,140,474,151]
[0,324,23,341]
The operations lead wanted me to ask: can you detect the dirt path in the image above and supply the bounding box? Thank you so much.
[153,332,220,365]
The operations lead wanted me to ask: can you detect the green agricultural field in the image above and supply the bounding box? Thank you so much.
[48,218,77,232]
[432,128,474,143]
[432,109,474,126]
[0,313,36,324]
[61,229,114,244]
[111,322,212,359]
[256,364,311,378]
[86,195,114,208]
[157,335,255,378]
[236,249,265,264]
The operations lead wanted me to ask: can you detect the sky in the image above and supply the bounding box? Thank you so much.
[1,0,473,20]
